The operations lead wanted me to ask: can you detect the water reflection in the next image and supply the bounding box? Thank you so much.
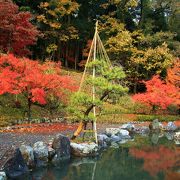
[130,145,180,178]
[28,135,180,180]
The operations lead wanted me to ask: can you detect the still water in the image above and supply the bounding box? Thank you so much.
[30,135,180,180]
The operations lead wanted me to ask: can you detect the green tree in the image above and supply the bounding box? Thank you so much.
[69,58,128,139]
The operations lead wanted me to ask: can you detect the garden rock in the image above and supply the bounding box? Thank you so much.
[0,172,6,180]
[3,148,28,179]
[166,122,177,131]
[52,134,70,160]
[97,134,109,148]
[48,147,56,161]
[119,129,131,139]
[70,142,99,157]
[121,123,135,131]
[33,141,49,167]
[134,126,150,135]
[174,132,180,145]
[105,128,119,137]
[165,132,174,140]
[149,119,161,131]
[111,135,122,142]
[19,145,34,168]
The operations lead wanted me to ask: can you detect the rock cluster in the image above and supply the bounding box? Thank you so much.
[0,120,179,179]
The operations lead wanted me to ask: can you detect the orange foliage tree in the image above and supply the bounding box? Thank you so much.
[0,54,77,120]
[133,75,179,112]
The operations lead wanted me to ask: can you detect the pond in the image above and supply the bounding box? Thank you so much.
[26,133,180,180]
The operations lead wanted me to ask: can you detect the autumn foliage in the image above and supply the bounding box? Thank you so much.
[0,54,77,119]
[133,75,179,110]
[0,0,38,56]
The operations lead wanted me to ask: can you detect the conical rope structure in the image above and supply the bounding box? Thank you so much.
[71,21,113,144]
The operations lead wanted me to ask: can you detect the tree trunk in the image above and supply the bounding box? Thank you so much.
[27,98,32,123]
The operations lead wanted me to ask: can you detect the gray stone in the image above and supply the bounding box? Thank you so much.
[3,148,28,179]
[70,142,99,157]
[165,132,174,140]
[105,128,119,137]
[134,126,150,135]
[97,134,109,148]
[0,172,6,180]
[119,129,130,138]
[166,122,177,131]
[174,132,180,145]
[48,147,56,161]
[111,135,122,142]
[33,141,49,167]
[150,119,161,130]
[19,145,34,168]
[52,134,70,160]
[121,123,135,131]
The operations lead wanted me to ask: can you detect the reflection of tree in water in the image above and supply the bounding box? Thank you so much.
[61,147,161,180]
[129,145,180,178]
[30,144,179,180]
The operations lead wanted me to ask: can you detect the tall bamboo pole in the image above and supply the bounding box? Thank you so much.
[93,21,98,144]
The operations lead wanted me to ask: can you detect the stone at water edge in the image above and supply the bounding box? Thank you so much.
[165,132,174,141]
[52,134,70,161]
[111,135,122,142]
[174,132,180,145]
[120,123,135,131]
[3,148,28,179]
[105,128,119,137]
[149,119,161,131]
[70,142,99,157]
[0,172,7,180]
[33,141,49,167]
[97,134,109,148]
[19,145,34,168]
[166,122,177,131]
[134,126,150,135]
[48,147,56,161]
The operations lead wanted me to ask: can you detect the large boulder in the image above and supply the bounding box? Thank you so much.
[3,148,28,179]
[33,141,49,167]
[166,122,177,131]
[19,145,34,168]
[52,134,70,161]
[105,128,119,137]
[0,172,6,180]
[70,142,99,157]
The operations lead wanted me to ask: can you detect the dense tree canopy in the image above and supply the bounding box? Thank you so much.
[0,0,179,92]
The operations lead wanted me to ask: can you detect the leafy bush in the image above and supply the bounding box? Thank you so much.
[136,114,180,122]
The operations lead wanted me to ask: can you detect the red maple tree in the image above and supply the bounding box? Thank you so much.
[0,0,39,56]
[132,75,179,111]
[0,54,77,120]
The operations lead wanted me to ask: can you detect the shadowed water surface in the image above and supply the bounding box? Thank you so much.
[26,134,180,180]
